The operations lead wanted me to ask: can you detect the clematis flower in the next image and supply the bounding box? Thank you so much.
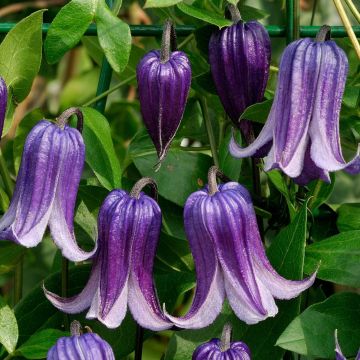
[0,77,7,138]
[335,330,360,360]
[165,167,316,328]
[209,4,270,141]
[0,108,96,262]
[229,26,360,185]
[44,178,172,331]
[193,323,251,360]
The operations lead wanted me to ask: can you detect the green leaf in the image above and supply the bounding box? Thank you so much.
[226,0,239,5]
[276,293,360,358]
[80,107,121,190]
[240,99,273,124]
[337,203,360,232]
[0,297,18,354]
[304,231,360,287]
[238,4,270,21]
[45,0,94,64]
[177,2,232,28]
[16,329,66,359]
[219,127,242,180]
[0,242,26,275]
[144,0,183,7]
[0,11,43,134]
[129,130,212,206]
[95,0,131,74]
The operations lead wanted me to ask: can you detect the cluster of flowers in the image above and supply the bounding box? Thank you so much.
[0,1,359,358]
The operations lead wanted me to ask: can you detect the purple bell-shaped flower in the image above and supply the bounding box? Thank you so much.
[193,323,251,360]
[230,26,360,185]
[165,167,316,328]
[0,77,7,139]
[209,4,271,141]
[137,19,192,165]
[44,178,172,331]
[0,108,96,261]
[47,320,115,359]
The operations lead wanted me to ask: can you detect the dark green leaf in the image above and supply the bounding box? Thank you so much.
[276,293,360,358]
[129,130,212,206]
[144,0,183,7]
[304,231,360,287]
[45,0,94,64]
[0,10,43,134]
[238,4,270,21]
[337,203,360,232]
[240,99,273,124]
[80,107,121,190]
[0,242,26,275]
[95,0,132,74]
[177,2,232,28]
[16,329,67,359]
[0,297,18,354]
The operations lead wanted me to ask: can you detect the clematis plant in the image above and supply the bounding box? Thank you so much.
[209,3,270,141]
[229,26,360,185]
[335,330,360,360]
[44,177,172,331]
[165,166,316,328]
[0,107,96,262]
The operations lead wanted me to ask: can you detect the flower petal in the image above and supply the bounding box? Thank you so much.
[48,126,96,262]
[0,77,7,139]
[309,41,360,174]
[43,261,100,314]
[164,190,225,329]
[128,194,172,331]
[234,183,316,300]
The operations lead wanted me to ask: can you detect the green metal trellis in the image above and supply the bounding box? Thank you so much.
[0,9,359,111]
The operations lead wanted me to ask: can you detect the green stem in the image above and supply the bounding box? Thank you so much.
[61,258,69,330]
[83,75,136,107]
[198,96,219,167]
[14,256,23,304]
[310,0,318,25]
[308,179,322,210]
[0,150,13,198]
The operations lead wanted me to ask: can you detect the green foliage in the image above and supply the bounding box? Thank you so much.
[276,293,360,358]
[0,297,18,355]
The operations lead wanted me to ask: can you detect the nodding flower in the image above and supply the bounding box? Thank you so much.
[230,26,360,185]
[44,178,172,331]
[208,4,271,142]
[0,107,96,262]
[165,167,316,328]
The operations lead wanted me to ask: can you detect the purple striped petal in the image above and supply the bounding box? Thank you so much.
[0,120,95,261]
[209,20,270,135]
[309,41,360,174]
[128,193,172,330]
[0,77,7,139]
[137,49,191,162]
[164,190,225,329]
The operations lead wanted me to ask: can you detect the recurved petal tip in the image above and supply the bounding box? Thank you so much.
[0,77,7,139]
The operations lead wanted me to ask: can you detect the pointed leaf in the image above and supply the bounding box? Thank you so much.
[95,0,131,73]
[0,298,18,354]
[45,0,95,64]
[144,0,182,7]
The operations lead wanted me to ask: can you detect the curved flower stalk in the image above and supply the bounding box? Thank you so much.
[47,320,115,359]
[165,167,316,328]
[44,178,172,331]
[335,330,360,360]
[230,26,360,185]
[209,4,270,141]
[193,323,251,359]
[0,77,7,138]
[0,108,96,262]
[137,19,192,165]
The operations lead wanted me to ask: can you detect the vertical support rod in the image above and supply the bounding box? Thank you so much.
[286,0,300,43]
[94,0,114,113]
